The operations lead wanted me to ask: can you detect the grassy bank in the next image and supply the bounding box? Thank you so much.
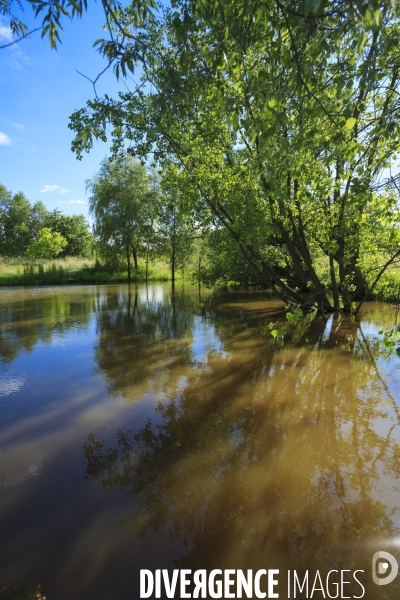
[0,257,177,286]
[1,257,399,304]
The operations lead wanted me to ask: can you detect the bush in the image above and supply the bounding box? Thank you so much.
[368,269,400,303]
[25,229,67,260]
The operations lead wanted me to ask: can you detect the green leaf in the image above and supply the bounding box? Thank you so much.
[323,240,339,255]
[385,340,396,348]
[344,117,357,130]
[287,307,303,323]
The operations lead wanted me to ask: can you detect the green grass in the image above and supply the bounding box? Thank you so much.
[0,257,179,286]
[2,255,399,303]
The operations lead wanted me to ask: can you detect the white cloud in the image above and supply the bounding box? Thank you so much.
[14,122,24,130]
[68,199,87,204]
[9,59,21,70]
[0,24,31,71]
[11,44,32,64]
[0,132,11,145]
[0,25,12,42]
[41,184,60,193]
[41,184,71,194]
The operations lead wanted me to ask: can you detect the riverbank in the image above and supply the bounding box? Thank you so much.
[1,257,399,305]
[0,257,177,286]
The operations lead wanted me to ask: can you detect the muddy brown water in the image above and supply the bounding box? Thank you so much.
[0,284,400,599]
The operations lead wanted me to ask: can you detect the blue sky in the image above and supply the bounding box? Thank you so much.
[2,5,398,224]
[0,4,128,219]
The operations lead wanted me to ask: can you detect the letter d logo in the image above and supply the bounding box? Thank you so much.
[372,551,398,585]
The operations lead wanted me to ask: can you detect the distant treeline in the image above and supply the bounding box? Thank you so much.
[0,183,92,258]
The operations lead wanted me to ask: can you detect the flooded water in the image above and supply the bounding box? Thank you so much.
[0,283,400,599]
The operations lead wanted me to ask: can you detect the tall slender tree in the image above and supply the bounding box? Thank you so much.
[86,155,157,282]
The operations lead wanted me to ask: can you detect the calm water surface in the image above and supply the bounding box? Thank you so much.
[0,284,400,599]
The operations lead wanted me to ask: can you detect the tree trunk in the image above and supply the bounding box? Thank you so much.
[353,267,366,300]
[145,240,150,284]
[198,255,202,285]
[126,246,132,283]
[329,255,340,311]
[132,245,138,272]
[171,237,175,283]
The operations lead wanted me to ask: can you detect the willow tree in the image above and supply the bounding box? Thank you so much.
[70,0,400,313]
[86,155,156,282]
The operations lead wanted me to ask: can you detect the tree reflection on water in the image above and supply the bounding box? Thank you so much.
[84,291,400,599]
[0,287,93,363]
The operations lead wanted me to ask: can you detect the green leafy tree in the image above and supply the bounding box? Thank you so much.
[86,155,157,282]
[157,191,196,283]
[25,227,67,259]
[0,184,12,254]
[0,184,91,258]
[30,200,50,240]
[0,0,393,51]
[0,187,32,257]
[199,228,263,286]
[69,0,400,314]
[45,210,92,256]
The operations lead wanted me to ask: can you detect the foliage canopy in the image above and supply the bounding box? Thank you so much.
[0,183,92,258]
[25,227,68,258]
[68,0,400,313]
[86,154,158,281]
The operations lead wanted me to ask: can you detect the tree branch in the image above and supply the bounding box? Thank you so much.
[0,26,42,49]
